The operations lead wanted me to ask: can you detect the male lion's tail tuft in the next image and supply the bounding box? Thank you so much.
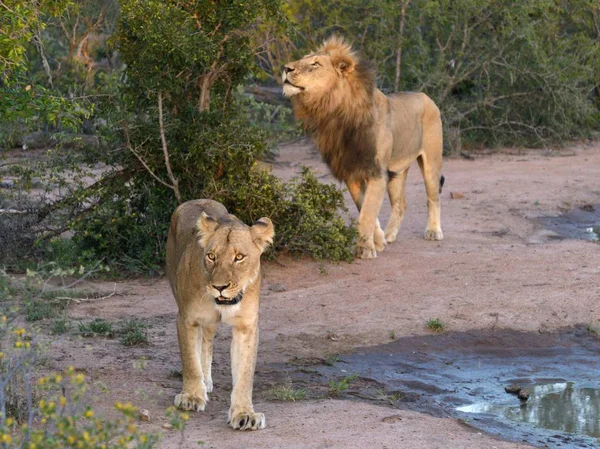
[439,175,445,193]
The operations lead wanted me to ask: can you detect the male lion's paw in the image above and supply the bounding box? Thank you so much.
[374,227,387,252]
[174,392,208,412]
[355,243,377,259]
[228,410,266,431]
[424,228,443,241]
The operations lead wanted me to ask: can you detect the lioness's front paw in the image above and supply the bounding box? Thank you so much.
[174,392,208,412]
[424,228,443,241]
[228,410,266,431]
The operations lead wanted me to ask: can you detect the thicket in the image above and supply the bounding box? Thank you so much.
[0,0,354,272]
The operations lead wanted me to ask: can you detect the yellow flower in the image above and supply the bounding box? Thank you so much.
[15,327,25,336]
[60,396,67,406]
[54,375,63,383]
[0,352,4,359]
[1,434,12,444]
[84,409,94,419]
[14,340,23,348]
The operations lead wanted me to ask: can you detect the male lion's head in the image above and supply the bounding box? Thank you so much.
[282,36,373,101]
[195,213,274,306]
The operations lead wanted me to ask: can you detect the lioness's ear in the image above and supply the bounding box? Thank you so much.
[196,212,219,247]
[251,217,274,252]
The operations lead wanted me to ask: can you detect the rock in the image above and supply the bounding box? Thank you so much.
[162,423,173,430]
[269,283,287,293]
[450,192,465,199]
[139,409,150,421]
[518,389,529,401]
[504,384,522,394]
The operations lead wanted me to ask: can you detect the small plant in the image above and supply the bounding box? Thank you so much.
[587,324,599,336]
[79,318,115,337]
[324,354,341,366]
[119,319,149,346]
[328,374,358,397]
[389,330,396,340]
[51,316,71,334]
[268,383,307,402]
[426,318,445,333]
[25,300,58,322]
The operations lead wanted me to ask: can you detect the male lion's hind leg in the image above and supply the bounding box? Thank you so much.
[417,155,443,241]
[228,325,265,430]
[175,315,209,412]
[384,168,409,243]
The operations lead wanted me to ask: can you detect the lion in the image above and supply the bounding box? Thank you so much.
[166,199,274,431]
[282,36,444,259]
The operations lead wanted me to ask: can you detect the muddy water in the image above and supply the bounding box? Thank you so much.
[311,328,600,448]
[540,204,600,242]
[458,382,600,438]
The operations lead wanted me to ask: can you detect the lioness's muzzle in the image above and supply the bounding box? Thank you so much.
[215,291,243,305]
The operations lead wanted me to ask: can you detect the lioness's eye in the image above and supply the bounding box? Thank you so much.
[311,61,320,67]
[206,253,215,261]
[235,254,245,262]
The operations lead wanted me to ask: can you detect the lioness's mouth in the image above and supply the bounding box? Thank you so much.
[215,291,243,306]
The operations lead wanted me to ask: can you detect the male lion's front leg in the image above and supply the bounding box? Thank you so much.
[346,179,386,254]
[228,324,265,431]
[174,315,208,412]
[355,176,387,259]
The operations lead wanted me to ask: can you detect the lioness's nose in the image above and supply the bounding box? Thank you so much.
[283,65,295,74]
[213,284,230,292]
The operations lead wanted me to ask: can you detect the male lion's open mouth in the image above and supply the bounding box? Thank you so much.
[283,80,304,90]
[215,291,243,306]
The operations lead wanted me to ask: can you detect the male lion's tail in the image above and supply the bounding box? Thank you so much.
[439,175,445,194]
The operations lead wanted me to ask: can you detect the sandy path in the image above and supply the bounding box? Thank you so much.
[54,141,600,449]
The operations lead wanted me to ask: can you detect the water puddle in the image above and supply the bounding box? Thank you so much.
[303,328,600,448]
[540,204,600,242]
[458,382,600,438]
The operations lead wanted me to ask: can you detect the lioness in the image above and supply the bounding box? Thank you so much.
[166,199,274,431]
[283,37,444,259]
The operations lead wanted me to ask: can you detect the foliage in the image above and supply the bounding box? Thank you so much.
[268,383,307,401]
[328,374,358,397]
[78,318,114,337]
[119,319,149,346]
[426,318,445,332]
[279,0,600,148]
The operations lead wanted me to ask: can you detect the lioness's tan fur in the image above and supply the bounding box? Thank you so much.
[283,37,444,258]
[166,199,273,431]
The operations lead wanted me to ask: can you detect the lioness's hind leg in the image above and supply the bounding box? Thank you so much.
[384,168,409,243]
[417,154,443,241]
[201,324,216,393]
[175,316,208,412]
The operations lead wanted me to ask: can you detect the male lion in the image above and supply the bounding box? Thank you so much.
[282,37,444,259]
[166,199,274,431]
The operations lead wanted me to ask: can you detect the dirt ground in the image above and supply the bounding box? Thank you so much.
[44,140,600,448]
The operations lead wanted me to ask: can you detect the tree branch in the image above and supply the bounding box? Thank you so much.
[157,92,182,203]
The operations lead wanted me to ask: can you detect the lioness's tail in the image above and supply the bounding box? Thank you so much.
[439,175,445,193]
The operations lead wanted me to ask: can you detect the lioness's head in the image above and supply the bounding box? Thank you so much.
[282,36,372,99]
[195,213,274,306]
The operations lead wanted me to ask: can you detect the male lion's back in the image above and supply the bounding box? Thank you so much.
[166,199,228,295]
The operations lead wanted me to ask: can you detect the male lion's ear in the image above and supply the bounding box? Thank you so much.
[251,217,274,252]
[196,212,219,247]
[333,55,355,74]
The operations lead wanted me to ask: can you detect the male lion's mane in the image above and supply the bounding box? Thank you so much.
[291,37,381,182]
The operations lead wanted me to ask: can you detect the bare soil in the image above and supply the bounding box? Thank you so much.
[41,140,600,448]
